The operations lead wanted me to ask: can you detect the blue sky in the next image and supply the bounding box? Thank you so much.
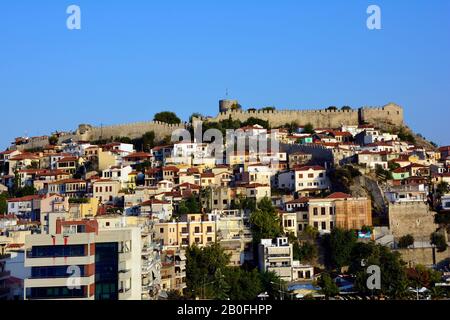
[1,0,449,148]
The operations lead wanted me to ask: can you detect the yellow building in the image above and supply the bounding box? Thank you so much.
[69,197,99,219]
[154,214,216,248]
[128,171,138,190]
[98,149,119,171]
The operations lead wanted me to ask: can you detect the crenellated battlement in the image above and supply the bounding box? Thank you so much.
[210,102,403,128]
[13,101,403,151]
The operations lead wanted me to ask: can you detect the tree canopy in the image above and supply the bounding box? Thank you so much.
[0,192,8,214]
[317,273,339,298]
[322,228,358,270]
[249,197,283,245]
[154,111,181,124]
[398,234,414,249]
[303,123,315,134]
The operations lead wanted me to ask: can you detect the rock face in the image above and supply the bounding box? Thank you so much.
[350,175,387,216]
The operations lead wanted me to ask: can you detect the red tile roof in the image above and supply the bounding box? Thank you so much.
[326,192,352,199]
[294,165,325,171]
[7,195,43,203]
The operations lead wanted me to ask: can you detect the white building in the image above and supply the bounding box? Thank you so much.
[294,166,329,192]
[102,165,133,189]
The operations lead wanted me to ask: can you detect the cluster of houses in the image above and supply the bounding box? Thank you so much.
[0,119,449,300]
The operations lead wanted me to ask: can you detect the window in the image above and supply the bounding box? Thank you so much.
[206,226,212,233]
[313,208,318,215]
[160,228,164,233]
[194,227,200,233]
[313,222,319,229]
[321,207,326,215]
[321,222,326,230]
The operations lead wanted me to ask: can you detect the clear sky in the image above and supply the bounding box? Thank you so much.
[1,0,449,149]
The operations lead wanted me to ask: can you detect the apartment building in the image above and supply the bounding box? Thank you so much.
[258,237,294,282]
[23,215,142,300]
[92,179,121,205]
[294,166,329,195]
[154,214,216,249]
[102,165,133,189]
[209,210,253,266]
[160,249,187,294]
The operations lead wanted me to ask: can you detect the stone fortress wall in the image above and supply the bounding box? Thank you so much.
[15,121,187,150]
[15,100,404,150]
[209,101,404,128]
[75,121,187,142]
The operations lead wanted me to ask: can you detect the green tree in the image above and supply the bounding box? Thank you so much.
[0,192,8,214]
[350,242,410,298]
[178,195,201,215]
[186,244,231,299]
[436,182,449,197]
[243,117,270,129]
[223,268,262,300]
[398,234,414,249]
[259,271,286,300]
[328,165,361,194]
[430,232,448,252]
[48,135,58,146]
[323,228,357,270]
[142,131,156,151]
[397,127,416,144]
[341,106,352,111]
[249,197,282,245]
[317,273,339,298]
[303,123,315,134]
[326,106,338,111]
[408,265,442,290]
[297,242,318,263]
[154,111,181,124]
[260,106,276,112]
[114,136,132,144]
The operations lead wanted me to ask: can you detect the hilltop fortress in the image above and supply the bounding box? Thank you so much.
[210,99,404,128]
[14,100,404,150]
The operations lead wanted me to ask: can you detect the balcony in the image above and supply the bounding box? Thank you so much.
[25,255,95,267]
[24,275,95,288]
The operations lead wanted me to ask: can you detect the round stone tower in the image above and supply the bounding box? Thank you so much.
[219,99,241,113]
